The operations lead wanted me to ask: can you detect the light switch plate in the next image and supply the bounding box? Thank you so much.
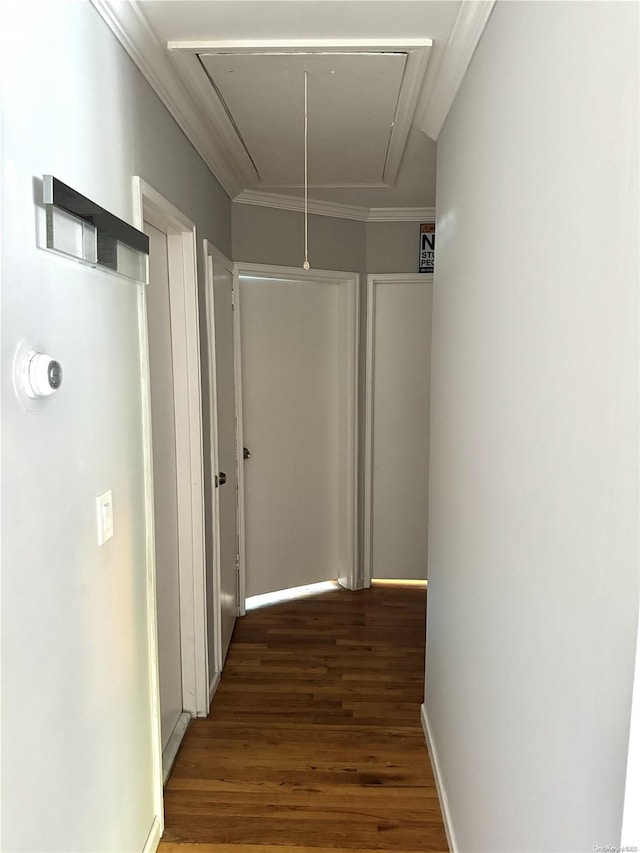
[96,490,114,546]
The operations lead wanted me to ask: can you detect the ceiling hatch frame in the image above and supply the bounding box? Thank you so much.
[167,39,433,191]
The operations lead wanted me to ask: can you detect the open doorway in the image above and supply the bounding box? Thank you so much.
[234,263,360,609]
[133,178,209,785]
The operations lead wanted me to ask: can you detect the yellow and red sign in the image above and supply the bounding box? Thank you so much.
[419,223,435,273]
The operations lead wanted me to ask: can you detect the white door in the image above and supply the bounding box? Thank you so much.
[238,270,358,599]
[206,248,238,663]
[367,275,433,581]
[145,222,183,751]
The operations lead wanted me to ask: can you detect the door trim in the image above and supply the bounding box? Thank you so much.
[161,711,191,784]
[141,815,163,853]
[233,262,360,604]
[364,273,434,587]
[133,177,210,740]
[203,239,236,679]
[232,266,247,615]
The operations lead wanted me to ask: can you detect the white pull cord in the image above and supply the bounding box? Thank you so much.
[303,70,310,271]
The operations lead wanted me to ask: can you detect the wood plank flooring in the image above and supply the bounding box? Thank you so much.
[159,583,448,853]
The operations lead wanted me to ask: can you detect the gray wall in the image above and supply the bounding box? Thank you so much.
[425,2,639,850]
[0,2,230,849]
[233,204,423,275]
[366,222,421,273]
[232,203,366,272]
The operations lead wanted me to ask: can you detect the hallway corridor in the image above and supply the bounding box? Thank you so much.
[158,584,448,852]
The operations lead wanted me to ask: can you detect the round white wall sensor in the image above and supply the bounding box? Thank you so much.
[21,351,63,398]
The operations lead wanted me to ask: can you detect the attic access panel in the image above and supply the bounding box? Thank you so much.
[200,52,404,187]
[169,40,432,189]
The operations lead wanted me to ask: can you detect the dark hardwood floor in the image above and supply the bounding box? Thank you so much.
[159,582,448,853]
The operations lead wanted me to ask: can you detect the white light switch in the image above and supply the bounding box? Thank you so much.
[96,490,114,546]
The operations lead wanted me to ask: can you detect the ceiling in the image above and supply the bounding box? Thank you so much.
[199,51,409,188]
[101,1,494,217]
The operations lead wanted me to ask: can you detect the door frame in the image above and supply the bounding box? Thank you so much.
[203,239,237,690]
[133,179,210,747]
[233,262,360,608]
[363,273,434,587]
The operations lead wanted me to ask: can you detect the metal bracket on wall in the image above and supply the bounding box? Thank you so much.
[42,175,150,284]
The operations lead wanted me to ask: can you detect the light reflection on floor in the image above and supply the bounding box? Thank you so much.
[245,578,427,611]
[245,580,339,611]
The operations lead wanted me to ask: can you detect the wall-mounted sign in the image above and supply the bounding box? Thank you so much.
[419,223,435,273]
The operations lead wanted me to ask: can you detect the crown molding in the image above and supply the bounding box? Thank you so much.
[234,190,435,223]
[367,206,436,223]
[168,38,433,53]
[235,190,367,221]
[90,0,449,211]
[416,0,496,141]
[89,0,243,198]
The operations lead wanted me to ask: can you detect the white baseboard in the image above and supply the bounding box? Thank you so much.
[421,703,458,853]
[141,814,163,853]
[209,669,221,706]
[162,711,190,785]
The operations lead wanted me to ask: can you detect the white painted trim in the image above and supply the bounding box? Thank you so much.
[203,245,223,681]
[363,274,433,587]
[134,242,164,849]
[416,0,496,141]
[382,45,432,186]
[270,182,391,190]
[90,0,242,198]
[421,703,458,853]
[134,178,210,722]
[162,712,191,785]
[232,272,247,617]
[344,270,361,591]
[171,224,210,717]
[363,276,376,590]
[234,190,367,221]
[141,815,163,853]
[168,38,433,53]
[209,670,222,706]
[233,262,360,600]
[367,207,436,223]
[234,190,436,223]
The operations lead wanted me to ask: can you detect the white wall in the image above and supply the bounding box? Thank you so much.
[425,2,639,851]
[0,2,230,850]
